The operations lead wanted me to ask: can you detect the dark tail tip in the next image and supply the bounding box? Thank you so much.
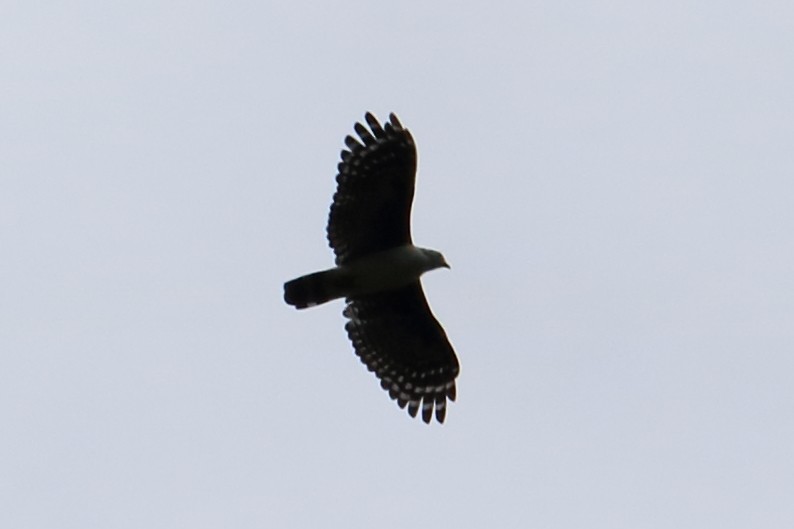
[284,278,310,309]
[284,269,338,309]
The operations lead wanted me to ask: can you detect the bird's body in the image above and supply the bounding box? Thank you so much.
[284,113,459,424]
[284,245,448,308]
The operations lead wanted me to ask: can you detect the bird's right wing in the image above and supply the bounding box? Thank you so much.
[327,113,417,265]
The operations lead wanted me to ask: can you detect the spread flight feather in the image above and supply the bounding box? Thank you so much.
[284,113,460,424]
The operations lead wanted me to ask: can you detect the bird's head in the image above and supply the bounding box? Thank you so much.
[419,248,451,271]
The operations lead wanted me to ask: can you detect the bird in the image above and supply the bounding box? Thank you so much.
[283,112,460,424]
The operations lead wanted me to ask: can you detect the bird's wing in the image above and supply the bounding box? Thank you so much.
[327,113,417,265]
[343,282,459,423]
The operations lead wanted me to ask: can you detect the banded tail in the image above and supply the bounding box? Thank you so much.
[284,269,345,309]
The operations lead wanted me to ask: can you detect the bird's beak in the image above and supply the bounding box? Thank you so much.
[442,260,451,269]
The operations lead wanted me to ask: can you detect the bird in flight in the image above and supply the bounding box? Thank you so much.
[284,112,460,424]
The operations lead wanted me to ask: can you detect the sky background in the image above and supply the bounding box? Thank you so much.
[2,1,793,528]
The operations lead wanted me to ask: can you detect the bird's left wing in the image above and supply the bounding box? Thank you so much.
[344,282,459,423]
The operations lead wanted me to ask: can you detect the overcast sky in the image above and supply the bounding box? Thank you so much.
[2,1,793,528]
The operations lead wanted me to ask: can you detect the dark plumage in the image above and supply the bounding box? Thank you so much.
[284,113,460,424]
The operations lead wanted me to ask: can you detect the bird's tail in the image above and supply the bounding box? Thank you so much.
[284,269,345,309]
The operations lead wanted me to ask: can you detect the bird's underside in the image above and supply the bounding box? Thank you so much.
[284,112,460,424]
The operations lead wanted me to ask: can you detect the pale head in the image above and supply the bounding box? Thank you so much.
[418,247,451,272]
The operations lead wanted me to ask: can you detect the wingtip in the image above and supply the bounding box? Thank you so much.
[435,404,447,424]
[361,112,386,139]
[389,112,403,129]
[344,134,362,152]
[421,400,433,423]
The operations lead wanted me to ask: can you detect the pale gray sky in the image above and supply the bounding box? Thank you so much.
[2,1,793,528]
